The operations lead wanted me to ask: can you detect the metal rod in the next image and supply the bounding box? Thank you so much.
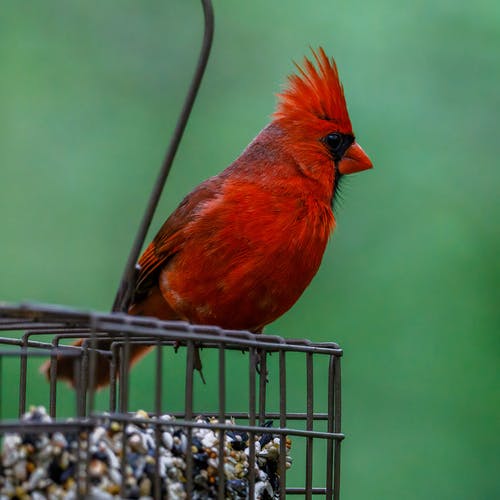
[326,356,335,500]
[258,349,267,426]
[112,0,215,313]
[154,340,162,499]
[91,330,342,356]
[99,414,344,441]
[248,347,256,499]
[0,356,2,419]
[217,345,226,499]
[185,340,195,498]
[333,356,342,500]
[286,488,330,495]
[0,305,344,356]
[84,414,92,497]
[0,417,344,441]
[120,414,128,498]
[0,421,96,433]
[80,344,89,417]
[279,350,287,499]
[87,317,98,415]
[305,352,314,500]
[119,336,130,414]
[49,339,59,418]
[109,343,118,413]
[75,358,84,418]
[18,336,29,417]
[77,426,85,500]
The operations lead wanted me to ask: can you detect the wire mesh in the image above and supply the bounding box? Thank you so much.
[0,302,344,498]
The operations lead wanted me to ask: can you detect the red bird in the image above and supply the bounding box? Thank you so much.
[46,48,372,387]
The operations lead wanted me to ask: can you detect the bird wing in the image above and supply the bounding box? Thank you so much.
[132,179,220,302]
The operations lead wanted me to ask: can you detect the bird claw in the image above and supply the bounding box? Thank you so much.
[173,341,206,384]
[254,350,269,383]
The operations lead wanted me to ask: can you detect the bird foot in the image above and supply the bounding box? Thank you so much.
[254,350,269,383]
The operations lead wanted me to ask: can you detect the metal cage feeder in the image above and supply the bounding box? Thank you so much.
[0,303,343,498]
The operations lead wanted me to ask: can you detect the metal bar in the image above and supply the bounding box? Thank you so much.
[0,301,90,321]
[173,411,329,420]
[87,317,98,415]
[120,405,128,498]
[155,341,163,417]
[305,352,314,500]
[0,416,344,440]
[0,318,32,325]
[217,345,226,499]
[88,324,344,356]
[0,322,74,331]
[118,334,131,414]
[75,357,84,418]
[326,356,335,500]
[333,356,342,500]
[0,336,88,351]
[49,340,59,418]
[185,341,195,421]
[0,355,2,418]
[84,411,92,496]
[95,414,345,441]
[0,421,97,434]
[279,350,287,499]
[18,352,27,417]
[112,0,215,313]
[258,349,267,426]
[0,310,344,357]
[41,329,342,356]
[155,411,330,420]
[80,344,89,417]
[185,340,195,499]
[0,303,340,348]
[154,340,162,500]
[248,347,256,499]
[118,343,125,413]
[286,488,329,495]
[0,348,79,356]
[18,336,28,417]
[77,426,85,500]
[109,343,118,413]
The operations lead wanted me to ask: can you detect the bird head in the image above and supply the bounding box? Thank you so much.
[273,48,372,190]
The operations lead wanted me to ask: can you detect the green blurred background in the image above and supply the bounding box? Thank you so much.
[0,0,498,498]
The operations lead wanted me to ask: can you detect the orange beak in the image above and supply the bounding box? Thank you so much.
[338,142,373,175]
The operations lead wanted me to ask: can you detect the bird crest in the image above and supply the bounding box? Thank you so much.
[274,48,352,134]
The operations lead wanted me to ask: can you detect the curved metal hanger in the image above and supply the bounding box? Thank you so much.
[112,0,214,313]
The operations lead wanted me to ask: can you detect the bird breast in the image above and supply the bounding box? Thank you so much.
[159,182,334,331]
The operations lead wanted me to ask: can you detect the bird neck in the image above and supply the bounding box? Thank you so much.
[235,122,336,207]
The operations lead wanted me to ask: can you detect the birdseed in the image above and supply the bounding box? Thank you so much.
[0,406,292,499]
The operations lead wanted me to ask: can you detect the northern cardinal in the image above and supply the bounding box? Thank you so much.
[44,48,372,387]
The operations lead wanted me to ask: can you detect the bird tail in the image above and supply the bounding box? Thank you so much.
[40,285,183,389]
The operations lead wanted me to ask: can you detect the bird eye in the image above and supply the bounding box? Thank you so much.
[325,133,343,152]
